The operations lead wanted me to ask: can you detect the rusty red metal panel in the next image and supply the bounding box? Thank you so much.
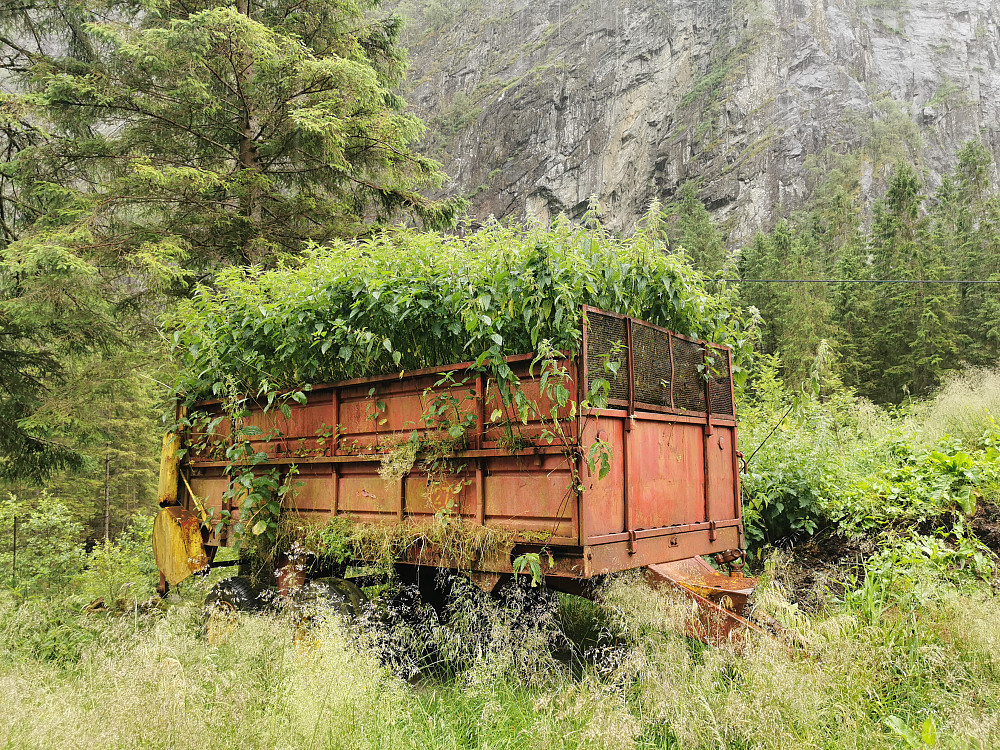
[336,471,400,518]
[585,525,741,575]
[706,425,738,523]
[484,454,577,541]
[629,419,706,529]
[285,464,336,514]
[403,473,476,520]
[579,415,625,539]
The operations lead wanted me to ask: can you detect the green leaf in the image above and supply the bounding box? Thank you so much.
[920,716,938,747]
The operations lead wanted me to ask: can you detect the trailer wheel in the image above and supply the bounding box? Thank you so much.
[293,577,366,620]
[203,576,261,643]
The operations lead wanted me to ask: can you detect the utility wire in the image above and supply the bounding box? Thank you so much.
[723,279,1000,284]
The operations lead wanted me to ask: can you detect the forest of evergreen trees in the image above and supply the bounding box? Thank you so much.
[668,141,1000,404]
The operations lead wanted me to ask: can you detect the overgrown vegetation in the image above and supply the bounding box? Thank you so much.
[5,301,1000,747]
[740,358,1000,577]
[297,513,525,572]
[169,209,751,406]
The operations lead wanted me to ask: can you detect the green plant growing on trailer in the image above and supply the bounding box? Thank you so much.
[531,342,612,492]
[293,510,535,573]
[168,214,752,412]
[512,549,554,587]
[167,216,752,557]
[209,410,303,564]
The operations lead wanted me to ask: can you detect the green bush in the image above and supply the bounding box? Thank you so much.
[75,515,159,607]
[738,358,895,549]
[0,592,105,664]
[169,215,753,405]
[0,494,86,596]
[739,360,1000,551]
[830,436,988,537]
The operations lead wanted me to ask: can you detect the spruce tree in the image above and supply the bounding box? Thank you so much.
[866,163,959,401]
[937,141,1000,366]
[2,0,463,268]
[738,220,832,385]
[0,0,462,485]
[662,181,727,273]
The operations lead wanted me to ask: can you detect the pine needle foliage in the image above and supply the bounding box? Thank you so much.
[169,215,751,403]
[1,0,463,268]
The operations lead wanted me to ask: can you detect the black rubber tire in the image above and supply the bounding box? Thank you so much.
[204,575,263,612]
[292,577,367,620]
[202,576,263,643]
[393,565,488,619]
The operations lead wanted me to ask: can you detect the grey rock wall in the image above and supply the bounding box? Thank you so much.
[397,0,1000,241]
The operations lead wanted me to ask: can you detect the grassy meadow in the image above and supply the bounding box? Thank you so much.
[1,369,1000,749]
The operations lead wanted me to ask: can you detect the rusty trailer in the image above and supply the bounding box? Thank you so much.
[153,306,756,640]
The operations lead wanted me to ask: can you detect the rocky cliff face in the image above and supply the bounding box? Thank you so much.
[395,0,1000,242]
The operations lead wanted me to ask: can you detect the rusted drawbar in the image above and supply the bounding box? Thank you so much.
[154,306,755,639]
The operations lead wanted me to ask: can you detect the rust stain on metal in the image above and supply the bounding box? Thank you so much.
[646,557,761,645]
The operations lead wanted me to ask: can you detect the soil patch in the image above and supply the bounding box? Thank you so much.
[769,533,877,611]
[970,501,1000,556]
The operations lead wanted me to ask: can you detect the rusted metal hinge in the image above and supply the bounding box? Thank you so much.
[627,529,638,555]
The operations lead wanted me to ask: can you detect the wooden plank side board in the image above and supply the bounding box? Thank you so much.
[186,357,582,461]
[185,415,734,561]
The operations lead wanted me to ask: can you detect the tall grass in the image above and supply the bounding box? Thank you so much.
[912,367,1000,446]
[1,560,1000,749]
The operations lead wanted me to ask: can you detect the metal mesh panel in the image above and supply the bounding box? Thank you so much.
[670,337,707,412]
[582,307,734,416]
[707,346,734,416]
[632,321,671,407]
[585,312,629,402]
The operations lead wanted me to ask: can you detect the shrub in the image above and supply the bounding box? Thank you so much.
[738,360,896,549]
[74,514,159,607]
[168,214,753,405]
[0,494,86,596]
[830,436,989,537]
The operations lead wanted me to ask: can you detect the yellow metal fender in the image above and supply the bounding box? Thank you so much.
[152,506,210,586]
[157,431,181,507]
